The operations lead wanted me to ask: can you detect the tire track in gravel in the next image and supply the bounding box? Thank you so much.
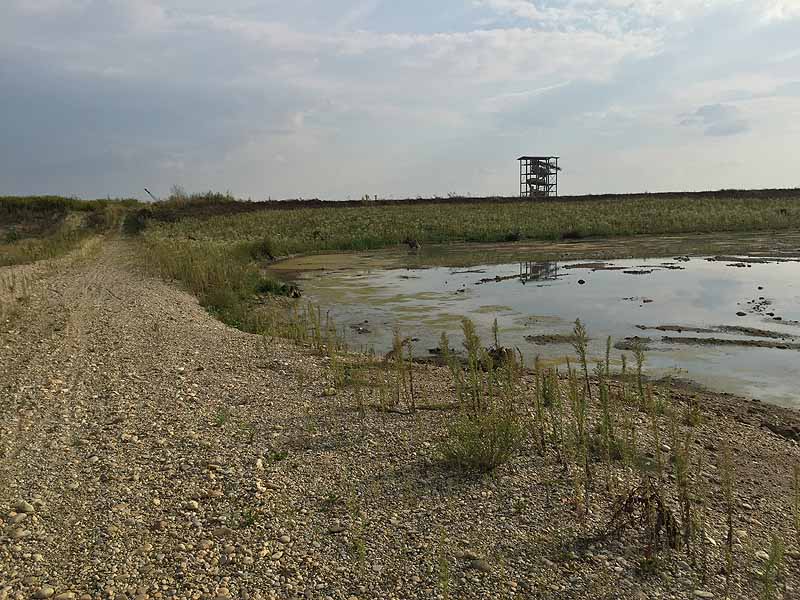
[0,239,316,596]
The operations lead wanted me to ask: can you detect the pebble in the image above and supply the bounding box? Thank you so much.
[33,587,55,599]
[212,526,235,539]
[14,500,35,514]
[755,550,770,561]
[469,559,491,573]
[693,592,714,599]
[55,593,77,600]
[279,535,291,544]
[328,524,346,534]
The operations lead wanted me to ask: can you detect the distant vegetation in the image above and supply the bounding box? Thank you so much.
[125,188,800,338]
[0,196,136,267]
[145,191,800,255]
[4,189,800,327]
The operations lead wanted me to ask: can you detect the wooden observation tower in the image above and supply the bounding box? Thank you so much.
[518,156,559,198]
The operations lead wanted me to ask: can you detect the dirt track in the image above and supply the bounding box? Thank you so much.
[2,240,800,600]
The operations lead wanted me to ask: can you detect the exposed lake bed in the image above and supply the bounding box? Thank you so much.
[273,232,800,408]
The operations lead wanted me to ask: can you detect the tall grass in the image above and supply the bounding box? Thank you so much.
[0,228,87,267]
[139,238,293,333]
[0,196,135,267]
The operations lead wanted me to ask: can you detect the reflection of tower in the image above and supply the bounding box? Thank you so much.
[518,156,560,198]
[519,261,559,282]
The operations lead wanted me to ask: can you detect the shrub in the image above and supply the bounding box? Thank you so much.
[4,227,20,243]
[440,406,525,472]
[247,237,276,261]
[121,209,150,235]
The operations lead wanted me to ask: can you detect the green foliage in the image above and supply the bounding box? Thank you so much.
[0,196,137,266]
[761,535,785,600]
[0,227,86,267]
[121,209,150,235]
[139,237,292,334]
[440,405,525,472]
[144,194,800,256]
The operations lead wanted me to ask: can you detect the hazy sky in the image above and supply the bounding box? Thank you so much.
[2,1,799,199]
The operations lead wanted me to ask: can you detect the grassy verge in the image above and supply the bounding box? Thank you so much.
[139,237,297,334]
[0,196,136,267]
[0,227,88,267]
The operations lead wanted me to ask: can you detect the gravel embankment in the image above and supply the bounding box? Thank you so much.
[1,241,799,599]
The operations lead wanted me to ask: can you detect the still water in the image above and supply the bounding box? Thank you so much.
[290,252,800,407]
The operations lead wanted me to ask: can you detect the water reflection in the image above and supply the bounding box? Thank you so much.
[519,261,559,283]
[296,255,800,408]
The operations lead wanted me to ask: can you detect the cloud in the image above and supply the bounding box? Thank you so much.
[0,0,799,198]
[336,0,383,30]
[680,104,750,137]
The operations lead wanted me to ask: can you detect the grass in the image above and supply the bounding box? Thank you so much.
[145,193,800,255]
[0,226,89,267]
[0,196,135,267]
[139,237,296,334]
[440,405,526,472]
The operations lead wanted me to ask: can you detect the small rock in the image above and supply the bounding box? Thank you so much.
[279,535,291,544]
[693,592,714,599]
[469,559,491,573]
[270,551,283,561]
[212,526,235,539]
[33,587,55,599]
[198,539,213,550]
[55,593,77,600]
[14,500,34,514]
[755,550,770,561]
[328,524,346,534]
[186,500,199,511]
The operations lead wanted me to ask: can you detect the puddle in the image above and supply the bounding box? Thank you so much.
[274,234,800,408]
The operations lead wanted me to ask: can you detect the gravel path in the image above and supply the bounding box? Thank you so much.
[1,241,799,599]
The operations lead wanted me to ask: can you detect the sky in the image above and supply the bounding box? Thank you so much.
[1,1,799,200]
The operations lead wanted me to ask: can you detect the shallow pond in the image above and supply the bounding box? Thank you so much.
[277,236,800,408]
